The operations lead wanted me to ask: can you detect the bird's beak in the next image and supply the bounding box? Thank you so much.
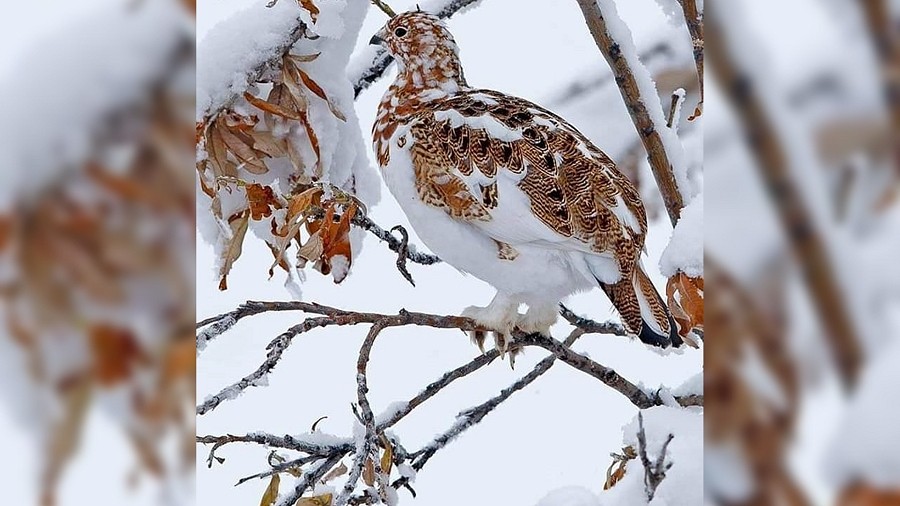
[370,27,387,46]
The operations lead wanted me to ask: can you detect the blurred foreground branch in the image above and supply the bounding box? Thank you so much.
[707,6,863,387]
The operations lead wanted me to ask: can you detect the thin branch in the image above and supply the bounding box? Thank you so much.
[406,330,585,474]
[559,303,627,336]
[371,0,397,18]
[376,349,500,431]
[197,432,352,468]
[335,322,387,506]
[636,411,674,501]
[197,300,699,414]
[278,453,346,506]
[197,316,336,415]
[676,0,703,119]
[575,0,685,225]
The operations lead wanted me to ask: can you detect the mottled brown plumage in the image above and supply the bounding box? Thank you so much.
[371,11,680,347]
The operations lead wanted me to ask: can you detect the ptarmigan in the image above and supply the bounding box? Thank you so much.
[370,11,681,349]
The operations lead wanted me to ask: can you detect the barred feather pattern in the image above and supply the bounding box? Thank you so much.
[370,11,676,344]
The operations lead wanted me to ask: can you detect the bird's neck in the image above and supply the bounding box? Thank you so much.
[386,48,468,108]
[373,49,468,166]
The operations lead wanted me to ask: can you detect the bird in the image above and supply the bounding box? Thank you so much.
[369,10,682,352]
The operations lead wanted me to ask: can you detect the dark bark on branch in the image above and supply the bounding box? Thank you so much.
[677,0,703,118]
[575,0,685,225]
[636,411,674,501]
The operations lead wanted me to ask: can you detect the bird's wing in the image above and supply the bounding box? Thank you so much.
[407,89,647,271]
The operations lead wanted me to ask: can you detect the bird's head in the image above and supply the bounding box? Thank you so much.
[369,10,465,89]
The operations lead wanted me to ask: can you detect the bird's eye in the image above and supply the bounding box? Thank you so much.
[394,27,408,37]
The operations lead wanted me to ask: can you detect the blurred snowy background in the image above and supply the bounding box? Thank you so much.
[195,1,702,505]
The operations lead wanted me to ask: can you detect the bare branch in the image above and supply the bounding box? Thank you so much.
[575,0,685,225]
[676,0,703,119]
[278,453,346,506]
[371,0,397,18]
[636,411,674,501]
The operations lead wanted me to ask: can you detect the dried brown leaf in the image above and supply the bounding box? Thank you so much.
[363,458,375,487]
[219,210,250,290]
[298,0,320,22]
[320,461,348,483]
[259,473,280,506]
[296,494,332,506]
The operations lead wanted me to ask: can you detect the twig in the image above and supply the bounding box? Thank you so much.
[575,0,685,225]
[335,322,389,506]
[559,303,627,336]
[376,349,500,431]
[371,0,397,18]
[636,411,674,501]
[278,453,346,506]
[389,225,416,286]
[406,330,585,474]
[352,213,441,266]
[676,0,703,119]
[198,432,353,468]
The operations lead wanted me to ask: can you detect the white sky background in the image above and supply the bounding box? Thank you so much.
[196,1,701,506]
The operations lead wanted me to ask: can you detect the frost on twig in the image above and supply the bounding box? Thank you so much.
[196,299,702,504]
[636,411,674,501]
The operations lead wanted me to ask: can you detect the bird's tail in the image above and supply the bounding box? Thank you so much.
[599,262,682,348]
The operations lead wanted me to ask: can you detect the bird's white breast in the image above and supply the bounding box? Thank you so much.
[379,129,600,306]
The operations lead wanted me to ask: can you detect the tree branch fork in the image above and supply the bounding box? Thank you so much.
[196,299,702,505]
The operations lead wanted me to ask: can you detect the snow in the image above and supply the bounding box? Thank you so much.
[828,340,900,489]
[737,342,787,412]
[672,372,702,397]
[652,0,683,25]
[659,196,703,277]
[599,406,703,505]
[196,0,306,120]
[0,0,188,209]
[705,442,754,502]
[536,486,601,506]
[196,0,382,295]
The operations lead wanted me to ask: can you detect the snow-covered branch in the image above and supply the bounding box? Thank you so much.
[196,299,701,504]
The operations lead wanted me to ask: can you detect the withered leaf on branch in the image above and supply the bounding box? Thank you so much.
[219,210,250,291]
[362,457,376,487]
[379,435,394,477]
[320,461,348,483]
[666,273,704,340]
[297,0,320,23]
[296,493,332,506]
[246,183,282,221]
[259,473,280,506]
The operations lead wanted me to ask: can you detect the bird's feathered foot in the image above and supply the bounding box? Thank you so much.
[462,292,519,358]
